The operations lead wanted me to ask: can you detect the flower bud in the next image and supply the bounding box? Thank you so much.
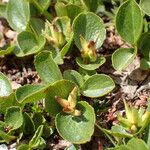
[80,35,97,63]
[43,20,66,49]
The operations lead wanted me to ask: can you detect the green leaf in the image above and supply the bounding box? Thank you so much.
[43,124,53,138]
[144,124,150,149]
[6,0,30,32]
[112,48,136,71]
[45,80,75,116]
[0,4,7,18]
[0,93,20,114]
[82,0,100,12]
[116,0,143,44]
[34,51,63,84]
[23,113,35,135]
[140,58,150,70]
[63,70,84,87]
[29,125,44,148]
[76,56,106,71]
[28,18,45,35]
[0,72,12,97]
[37,0,51,11]
[73,12,106,50]
[56,101,95,144]
[81,74,115,98]
[55,2,83,22]
[61,35,74,58]
[16,31,46,57]
[0,130,16,144]
[5,106,23,130]
[110,125,133,138]
[127,138,148,150]
[140,0,150,16]
[17,144,30,150]
[0,45,14,56]
[138,32,150,59]
[15,84,47,104]
[33,113,45,129]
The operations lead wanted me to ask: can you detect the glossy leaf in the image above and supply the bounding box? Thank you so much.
[63,70,84,87]
[140,0,150,16]
[16,31,46,57]
[6,0,30,32]
[34,51,63,84]
[76,56,106,71]
[45,80,75,116]
[5,106,23,130]
[112,48,136,71]
[15,84,47,104]
[0,72,12,97]
[81,74,115,98]
[56,101,95,144]
[73,12,106,50]
[116,0,143,44]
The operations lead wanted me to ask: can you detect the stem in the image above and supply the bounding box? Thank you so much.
[95,123,117,147]
[30,0,53,21]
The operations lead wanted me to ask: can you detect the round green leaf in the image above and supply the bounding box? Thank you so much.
[127,138,149,150]
[0,72,12,97]
[73,12,106,49]
[140,0,150,16]
[34,51,63,84]
[63,70,84,87]
[138,32,150,59]
[16,31,46,57]
[81,74,115,98]
[76,56,106,71]
[6,0,30,32]
[45,80,76,116]
[56,101,95,144]
[15,84,46,104]
[112,48,136,71]
[116,0,143,44]
[5,106,23,130]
